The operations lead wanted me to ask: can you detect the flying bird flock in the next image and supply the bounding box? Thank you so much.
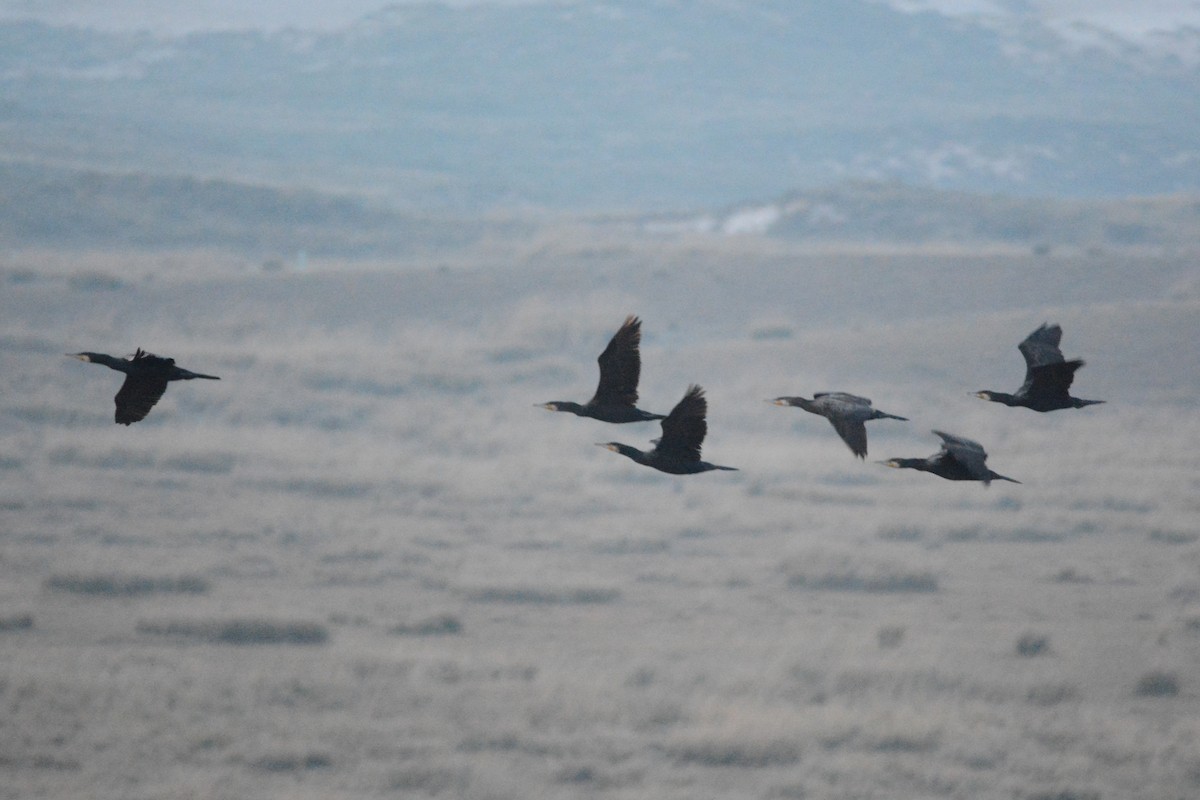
[535,318,1103,484]
[70,320,1101,485]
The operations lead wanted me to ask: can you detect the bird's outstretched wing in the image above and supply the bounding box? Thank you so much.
[590,315,642,408]
[1018,323,1065,369]
[114,373,169,425]
[932,430,990,480]
[655,384,706,462]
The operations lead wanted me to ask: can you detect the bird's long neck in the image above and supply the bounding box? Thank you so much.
[890,458,930,472]
[87,353,132,373]
[980,391,1020,407]
[611,443,650,464]
[547,401,586,415]
[775,397,815,412]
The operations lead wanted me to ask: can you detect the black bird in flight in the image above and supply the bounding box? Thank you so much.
[975,323,1104,412]
[597,384,737,474]
[770,392,907,459]
[69,349,220,425]
[539,315,665,423]
[880,430,1020,486]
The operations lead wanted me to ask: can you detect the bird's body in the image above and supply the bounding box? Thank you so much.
[70,349,219,425]
[598,384,737,474]
[976,323,1103,412]
[540,315,665,423]
[771,392,907,458]
[881,430,1020,485]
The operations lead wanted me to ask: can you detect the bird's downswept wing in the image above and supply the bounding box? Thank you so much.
[828,416,869,458]
[114,373,169,424]
[590,315,642,408]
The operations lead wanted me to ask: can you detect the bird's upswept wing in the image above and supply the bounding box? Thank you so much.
[654,384,706,462]
[932,430,990,480]
[589,315,642,408]
[1018,323,1066,369]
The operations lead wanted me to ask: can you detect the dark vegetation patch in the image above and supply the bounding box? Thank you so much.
[1016,632,1051,657]
[466,586,621,604]
[45,573,209,596]
[389,614,463,636]
[785,560,938,594]
[1025,791,1101,800]
[0,613,33,631]
[250,752,334,772]
[48,446,156,470]
[162,451,236,474]
[667,737,802,768]
[262,478,374,499]
[1026,682,1079,706]
[1051,567,1094,584]
[0,161,492,256]
[795,574,938,593]
[137,618,329,645]
[1134,671,1180,697]
[877,525,923,542]
[1148,528,1198,545]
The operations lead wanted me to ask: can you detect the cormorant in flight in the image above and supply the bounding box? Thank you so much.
[770,392,907,458]
[975,323,1104,411]
[880,430,1019,485]
[540,315,665,423]
[597,384,737,474]
[69,349,219,425]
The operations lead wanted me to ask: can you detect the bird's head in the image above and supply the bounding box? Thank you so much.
[973,391,996,401]
[68,352,99,362]
[595,442,621,453]
[770,396,808,407]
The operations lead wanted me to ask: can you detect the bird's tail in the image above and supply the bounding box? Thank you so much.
[180,370,220,380]
[988,473,1022,485]
[874,411,908,421]
[1074,399,1105,408]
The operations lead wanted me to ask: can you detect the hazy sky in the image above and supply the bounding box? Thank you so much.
[0,0,1198,41]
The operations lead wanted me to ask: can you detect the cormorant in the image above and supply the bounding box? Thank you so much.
[597,384,737,474]
[880,430,1020,485]
[539,315,665,423]
[69,349,220,425]
[770,392,907,458]
[975,323,1104,411]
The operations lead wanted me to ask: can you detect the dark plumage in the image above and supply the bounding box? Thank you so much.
[976,323,1104,412]
[597,384,737,474]
[771,392,907,458]
[539,315,665,423]
[69,349,220,425]
[880,430,1020,485]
